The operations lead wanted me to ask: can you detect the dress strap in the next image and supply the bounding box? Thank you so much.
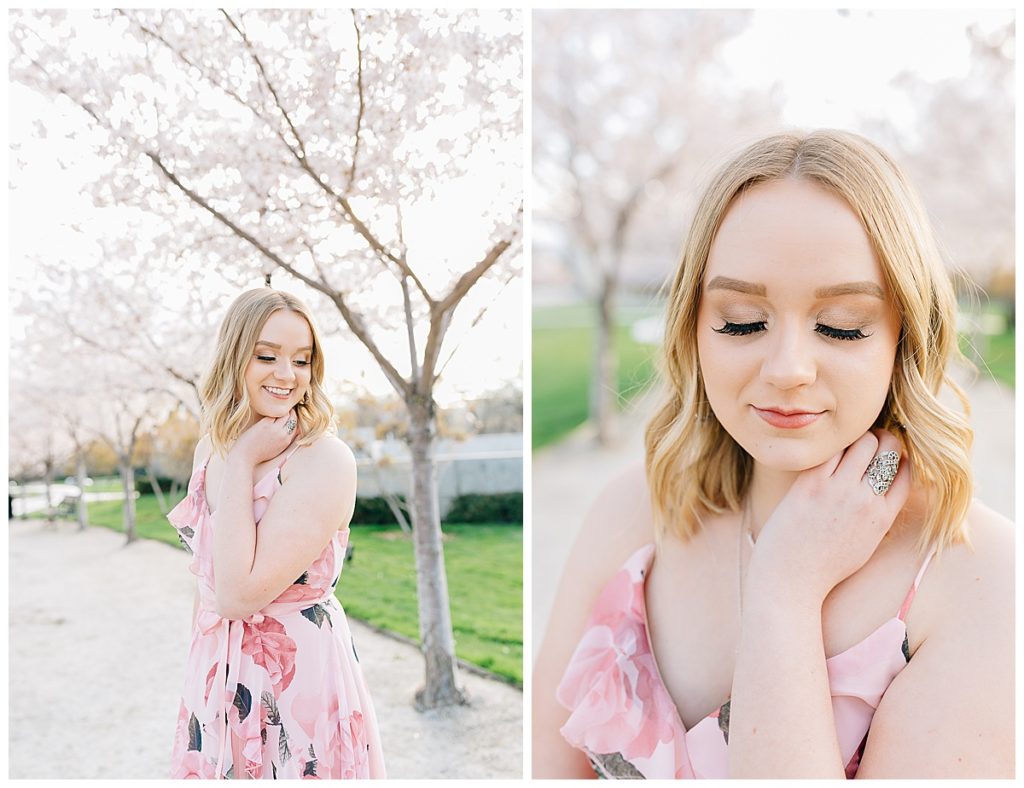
[277,442,302,470]
[897,544,938,621]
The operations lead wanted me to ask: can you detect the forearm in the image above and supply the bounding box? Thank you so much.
[727,569,845,778]
[210,453,258,618]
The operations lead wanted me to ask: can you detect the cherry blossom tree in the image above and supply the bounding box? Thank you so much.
[869,21,1014,290]
[11,274,176,542]
[10,8,521,708]
[533,9,779,444]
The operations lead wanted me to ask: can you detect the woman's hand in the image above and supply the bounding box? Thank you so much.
[750,429,912,605]
[228,409,300,467]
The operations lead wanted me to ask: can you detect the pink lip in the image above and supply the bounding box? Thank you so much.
[753,406,824,429]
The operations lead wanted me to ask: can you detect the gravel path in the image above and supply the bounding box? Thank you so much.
[8,519,523,779]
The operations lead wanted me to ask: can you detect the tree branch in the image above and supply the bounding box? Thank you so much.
[421,211,521,384]
[221,9,308,161]
[143,149,410,398]
[346,10,365,195]
[215,8,433,305]
[116,10,426,303]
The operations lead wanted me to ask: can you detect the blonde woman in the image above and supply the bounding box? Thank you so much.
[168,288,385,779]
[533,130,1013,778]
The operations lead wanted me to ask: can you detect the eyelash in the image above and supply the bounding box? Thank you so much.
[256,355,311,366]
[712,322,869,341]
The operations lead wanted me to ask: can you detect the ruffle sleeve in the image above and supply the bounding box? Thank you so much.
[167,466,205,554]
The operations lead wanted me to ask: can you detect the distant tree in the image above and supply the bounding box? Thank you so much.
[533,9,781,444]
[869,21,1014,292]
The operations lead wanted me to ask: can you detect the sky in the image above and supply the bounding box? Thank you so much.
[722,8,1012,134]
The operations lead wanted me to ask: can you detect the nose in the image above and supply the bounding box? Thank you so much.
[273,358,297,383]
[760,321,817,390]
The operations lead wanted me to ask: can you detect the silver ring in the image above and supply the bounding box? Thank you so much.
[865,450,899,495]
[285,417,297,434]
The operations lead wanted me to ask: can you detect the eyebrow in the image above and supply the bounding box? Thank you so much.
[813,282,885,299]
[705,276,884,300]
[705,276,766,296]
[255,341,313,351]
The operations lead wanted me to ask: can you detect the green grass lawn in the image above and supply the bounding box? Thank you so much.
[533,304,659,449]
[337,524,522,684]
[86,476,126,493]
[73,493,523,685]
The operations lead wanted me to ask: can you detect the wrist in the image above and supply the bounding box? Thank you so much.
[745,555,829,610]
[226,443,259,469]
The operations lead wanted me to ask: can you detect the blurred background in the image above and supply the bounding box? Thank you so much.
[532,8,1014,650]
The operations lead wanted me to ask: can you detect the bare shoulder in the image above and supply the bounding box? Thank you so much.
[860,499,1014,775]
[532,460,656,778]
[192,433,213,472]
[573,460,656,563]
[545,459,655,640]
[287,433,356,481]
[932,499,1013,617]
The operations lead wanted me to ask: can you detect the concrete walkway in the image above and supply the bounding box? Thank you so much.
[532,373,1014,657]
[8,519,523,779]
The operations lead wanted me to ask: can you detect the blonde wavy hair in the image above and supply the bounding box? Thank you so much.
[199,289,335,457]
[644,129,974,557]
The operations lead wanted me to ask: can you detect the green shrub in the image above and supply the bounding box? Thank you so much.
[134,474,180,496]
[352,495,407,525]
[445,492,522,523]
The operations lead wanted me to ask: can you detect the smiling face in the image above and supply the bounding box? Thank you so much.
[242,308,314,425]
[695,177,901,472]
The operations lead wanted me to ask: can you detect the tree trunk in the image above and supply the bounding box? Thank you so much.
[120,461,137,544]
[43,454,55,525]
[369,463,411,533]
[406,394,466,709]
[147,463,168,515]
[590,284,618,446]
[76,452,89,531]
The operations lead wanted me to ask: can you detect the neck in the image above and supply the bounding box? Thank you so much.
[745,463,801,542]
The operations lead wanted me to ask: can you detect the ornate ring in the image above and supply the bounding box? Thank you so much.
[865,450,900,496]
[285,417,297,434]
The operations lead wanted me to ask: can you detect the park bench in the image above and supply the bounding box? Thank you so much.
[53,493,80,519]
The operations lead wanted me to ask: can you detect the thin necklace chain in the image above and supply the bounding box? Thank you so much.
[737,498,756,622]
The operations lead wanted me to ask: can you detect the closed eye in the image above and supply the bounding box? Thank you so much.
[256,355,311,365]
[712,322,870,341]
[815,324,869,341]
[713,321,766,336]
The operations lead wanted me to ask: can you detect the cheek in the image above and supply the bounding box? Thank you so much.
[831,344,897,428]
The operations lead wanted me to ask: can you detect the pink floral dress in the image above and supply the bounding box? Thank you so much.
[168,446,385,779]
[556,543,936,778]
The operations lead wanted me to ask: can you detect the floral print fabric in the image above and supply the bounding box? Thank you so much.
[556,543,935,779]
[168,454,385,779]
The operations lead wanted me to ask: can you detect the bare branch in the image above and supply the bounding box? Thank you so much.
[421,211,521,383]
[401,274,419,381]
[435,208,522,316]
[346,10,366,195]
[143,150,410,398]
[215,10,434,306]
[221,10,308,161]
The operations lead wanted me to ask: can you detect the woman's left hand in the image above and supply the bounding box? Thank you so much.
[748,428,912,604]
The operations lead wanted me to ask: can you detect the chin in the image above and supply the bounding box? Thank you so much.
[744,441,838,473]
